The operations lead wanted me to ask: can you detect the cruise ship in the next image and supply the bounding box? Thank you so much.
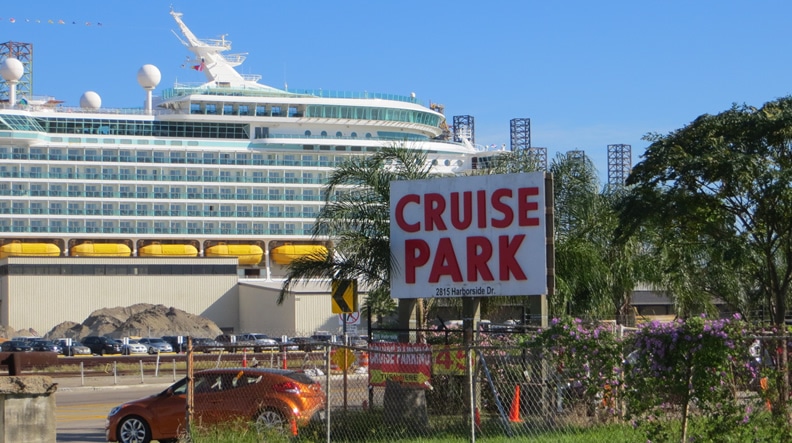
[0,9,482,280]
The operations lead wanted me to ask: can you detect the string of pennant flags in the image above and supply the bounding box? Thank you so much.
[0,17,104,26]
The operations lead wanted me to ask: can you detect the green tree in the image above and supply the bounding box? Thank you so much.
[618,97,792,416]
[278,146,435,332]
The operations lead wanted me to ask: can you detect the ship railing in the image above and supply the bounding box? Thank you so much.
[1,103,169,116]
[161,84,424,105]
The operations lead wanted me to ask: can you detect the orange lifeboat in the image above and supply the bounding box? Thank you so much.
[70,242,131,257]
[0,242,61,259]
[138,244,198,257]
[270,244,328,265]
[205,244,263,265]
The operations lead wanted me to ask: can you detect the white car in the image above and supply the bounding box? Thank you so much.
[121,340,148,355]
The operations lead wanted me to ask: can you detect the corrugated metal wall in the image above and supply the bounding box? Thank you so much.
[239,281,340,337]
[0,257,240,335]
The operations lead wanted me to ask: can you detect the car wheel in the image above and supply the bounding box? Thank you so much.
[117,415,152,443]
[99,348,105,356]
[254,408,287,434]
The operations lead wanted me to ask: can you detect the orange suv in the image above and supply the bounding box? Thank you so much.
[105,367,326,443]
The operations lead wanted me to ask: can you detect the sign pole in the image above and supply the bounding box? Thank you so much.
[343,313,348,411]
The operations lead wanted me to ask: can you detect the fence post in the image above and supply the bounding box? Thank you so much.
[186,337,194,440]
[139,360,144,384]
[468,346,476,443]
[325,344,331,443]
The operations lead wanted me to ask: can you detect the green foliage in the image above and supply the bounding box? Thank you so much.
[278,145,435,306]
[523,317,624,416]
[623,315,763,441]
[621,97,792,326]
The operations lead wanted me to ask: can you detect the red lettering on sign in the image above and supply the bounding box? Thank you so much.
[491,188,513,228]
[395,194,420,233]
[499,234,527,280]
[450,191,472,230]
[466,236,494,281]
[518,187,540,226]
[424,193,447,231]
[405,239,430,283]
[429,238,463,282]
[394,187,541,231]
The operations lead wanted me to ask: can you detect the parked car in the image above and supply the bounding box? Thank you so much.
[56,339,92,356]
[192,337,224,353]
[0,340,34,352]
[161,335,187,353]
[137,337,174,354]
[121,340,148,355]
[236,333,279,352]
[214,334,246,353]
[28,339,63,353]
[291,337,322,352]
[274,337,299,352]
[105,367,326,443]
[82,336,123,355]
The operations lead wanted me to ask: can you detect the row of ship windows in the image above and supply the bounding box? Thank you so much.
[0,149,355,166]
[0,189,328,201]
[0,225,313,236]
[0,148,464,168]
[186,103,441,127]
[0,171,330,185]
[0,208,319,218]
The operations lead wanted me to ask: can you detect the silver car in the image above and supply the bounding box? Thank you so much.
[121,339,149,355]
[57,338,92,356]
[137,337,174,354]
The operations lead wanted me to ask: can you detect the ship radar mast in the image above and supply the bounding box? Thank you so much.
[170,9,273,90]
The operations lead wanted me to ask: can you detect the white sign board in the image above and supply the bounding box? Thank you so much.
[338,312,361,326]
[390,172,548,299]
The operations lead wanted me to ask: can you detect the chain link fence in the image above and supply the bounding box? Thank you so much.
[180,341,645,441]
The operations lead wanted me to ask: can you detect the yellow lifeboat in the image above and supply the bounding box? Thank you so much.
[205,244,263,265]
[70,242,131,257]
[0,242,61,259]
[138,244,199,257]
[270,244,328,265]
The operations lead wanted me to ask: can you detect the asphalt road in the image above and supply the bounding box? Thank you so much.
[56,383,169,443]
[53,370,372,442]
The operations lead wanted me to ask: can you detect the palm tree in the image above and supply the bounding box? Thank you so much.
[278,145,437,332]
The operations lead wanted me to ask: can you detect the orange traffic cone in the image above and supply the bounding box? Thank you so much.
[290,419,298,436]
[474,407,481,427]
[242,349,248,368]
[508,385,521,422]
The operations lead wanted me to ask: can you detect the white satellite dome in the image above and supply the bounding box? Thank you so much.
[0,58,24,82]
[137,64,161,89]
[80,91,102,109]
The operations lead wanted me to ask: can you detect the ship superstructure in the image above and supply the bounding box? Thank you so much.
[0,10,481,279]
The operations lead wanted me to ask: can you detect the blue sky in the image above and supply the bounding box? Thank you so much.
[2,1,791,179]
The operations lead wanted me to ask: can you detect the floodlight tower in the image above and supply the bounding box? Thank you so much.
[510,118,531,151]
[607,144,632,186]
[567,150,586,162]
[453,115,475,145]
[0,42,32,102]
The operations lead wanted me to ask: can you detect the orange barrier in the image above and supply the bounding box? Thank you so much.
[358,351,369,367]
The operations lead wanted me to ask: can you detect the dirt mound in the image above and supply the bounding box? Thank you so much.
[39,304,223,340]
